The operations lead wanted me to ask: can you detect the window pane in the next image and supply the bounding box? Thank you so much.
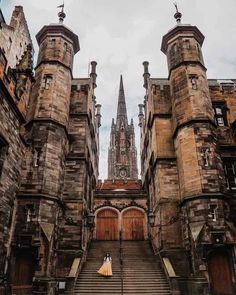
[215,107,222,115]
[224,160,236,190]
[228,177,236,189]
[217,117,225,126]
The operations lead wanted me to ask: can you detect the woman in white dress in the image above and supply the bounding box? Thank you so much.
[97,253,112,276]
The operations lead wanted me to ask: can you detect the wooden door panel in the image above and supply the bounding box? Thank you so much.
[122,209,145,240]
[208,251,234,295]
[96,209,118,240]
[13,251,34,293]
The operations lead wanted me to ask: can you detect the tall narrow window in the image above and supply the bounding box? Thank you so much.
[196,43,201,53]
[208,204,217,221]
[64,42,68,52]
[189,75,198,90]
[213,103,228,127]
[25,204,35,222]
[0,136,8,178]
[224,160,236,190]
[42,74,52,90]
[183,39,190,49]
[33,149,40,167]
[51,38,56,46]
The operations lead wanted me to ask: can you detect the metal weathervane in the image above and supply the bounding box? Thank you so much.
[57,1,66,23]
[173,2,182,24]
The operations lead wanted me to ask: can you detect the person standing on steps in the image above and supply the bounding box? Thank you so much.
[97,253,113,276]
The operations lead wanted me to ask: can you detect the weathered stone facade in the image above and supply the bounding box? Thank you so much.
[0,6,33,294]
[1,4,236,295]
[0,6,32,69]
[0,6,100,295]
[140,14,236,295]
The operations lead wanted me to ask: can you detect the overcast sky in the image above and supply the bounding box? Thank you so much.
[2,0,236,179]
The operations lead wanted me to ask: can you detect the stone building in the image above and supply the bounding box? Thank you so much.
[139,9,236,295]
[0,5,34,293]
[1,3,236,295]
[0,6,100,295]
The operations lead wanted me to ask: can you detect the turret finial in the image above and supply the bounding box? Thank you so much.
[174,2,182,24]
[57,2,66,23]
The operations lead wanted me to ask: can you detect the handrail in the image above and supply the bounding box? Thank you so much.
[119,231,124,295]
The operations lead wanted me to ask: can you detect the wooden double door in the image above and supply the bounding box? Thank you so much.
[96,208,145,241]
[208,250,234,295]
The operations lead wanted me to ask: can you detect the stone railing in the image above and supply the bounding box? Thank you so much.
[162,257,180,295]
[64,257,82,294]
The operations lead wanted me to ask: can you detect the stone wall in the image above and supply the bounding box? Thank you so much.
[0,6,32,69]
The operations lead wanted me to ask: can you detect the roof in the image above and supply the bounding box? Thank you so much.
[72,78,90,85]
[150,78,170,86]
[208,79,236,87]
[150,78,236,87]
[36,23,80,53]
[97,179,142,191]
[161,24,205,54]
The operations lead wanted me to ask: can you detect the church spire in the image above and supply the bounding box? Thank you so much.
[116,75,128,127]
[107,75,138,180]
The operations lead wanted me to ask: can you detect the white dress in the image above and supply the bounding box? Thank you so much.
[97,256,112,276]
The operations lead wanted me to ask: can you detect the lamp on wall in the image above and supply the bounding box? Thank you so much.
[86,211,95,228]
[148,211,155,227]
[148,210,181,227]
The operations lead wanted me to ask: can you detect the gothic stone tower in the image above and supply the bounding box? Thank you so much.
[108,75,138,180]
[140,9,236,295]
[12,12,80,294]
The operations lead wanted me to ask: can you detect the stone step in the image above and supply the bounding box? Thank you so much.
[75,240,171,295]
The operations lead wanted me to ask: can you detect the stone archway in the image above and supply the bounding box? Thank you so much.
[208,249,234,295]
[121,208,146,240]
[96,208,119,240]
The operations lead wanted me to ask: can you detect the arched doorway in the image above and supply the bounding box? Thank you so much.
[122,208,145,240]
[96,208,119,240]
[208,249,234,295]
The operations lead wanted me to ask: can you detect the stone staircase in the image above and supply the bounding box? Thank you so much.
[74,240,171,295]
[122,241,171,294]
[75,241,122,294]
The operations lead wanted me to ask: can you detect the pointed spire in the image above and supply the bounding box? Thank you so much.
[116,75,128,127]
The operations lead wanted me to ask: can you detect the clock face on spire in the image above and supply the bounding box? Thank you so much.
[119,168,127,178]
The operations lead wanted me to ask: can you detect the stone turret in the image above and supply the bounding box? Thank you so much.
[17,13,80,293]
[159,8,229,289]
[161,11,223,199]
[28,21,79,125]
